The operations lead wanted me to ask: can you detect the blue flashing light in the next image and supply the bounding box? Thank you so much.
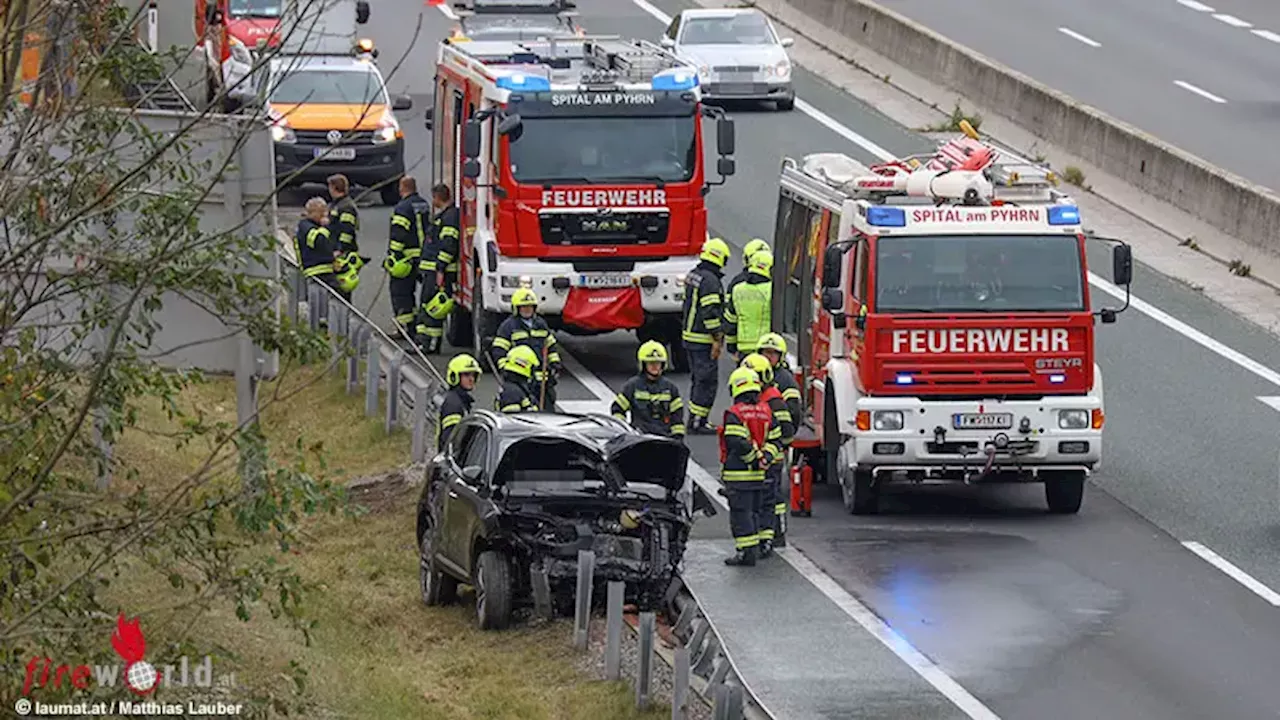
[866,206,907,227]
[1047,205,1081,226]
[495,73,551,92]
[895,373,914,385]
[651,68,699,91]
[1049,374,1066,384]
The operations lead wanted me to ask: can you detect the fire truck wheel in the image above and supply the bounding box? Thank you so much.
[842,468,878,515]
[1044,471,1085,514]
[823,386,840,485]
[379,183,401,206]
[445,302,472,348]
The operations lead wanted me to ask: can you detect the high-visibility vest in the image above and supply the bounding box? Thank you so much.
[731,278,771,352]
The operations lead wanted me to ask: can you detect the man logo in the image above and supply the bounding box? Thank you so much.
[327,130,343,145]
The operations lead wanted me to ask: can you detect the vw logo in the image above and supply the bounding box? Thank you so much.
[326,130,342,145]
[595,207,614,216]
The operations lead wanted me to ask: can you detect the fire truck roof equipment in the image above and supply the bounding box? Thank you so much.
[440,36,701,96]
[452,0,578,16]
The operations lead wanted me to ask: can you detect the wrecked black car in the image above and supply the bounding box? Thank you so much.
[416,410,716,630]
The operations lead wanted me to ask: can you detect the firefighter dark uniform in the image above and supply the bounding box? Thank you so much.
[682,238,731,433]
[611,341,686,438]
[438,354,482,449]
[327,196,362,302]
[494,345,541,413]
[742,353,793,556]
[725,252,773,356]
[724,238,769,351]
[417,202,461,352]
[385,193,429,332]
[719,367,782,566]
[295,217,337,290]
[490,288,561,409]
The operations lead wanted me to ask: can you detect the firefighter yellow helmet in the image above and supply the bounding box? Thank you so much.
[699,237,731,267]
[757,332,787,355]
[748,251,773,276]
[511,287,538,311]
[335,266,360,293]
[740,353,774,386]
[424,291,455,320]
[503,345,539,379]
[743,238,770,264]
[446,353,483,386]
[383,255,414,279]
[637,340,668,371]
[728,367,761,399]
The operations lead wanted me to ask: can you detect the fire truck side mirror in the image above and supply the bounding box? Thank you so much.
[717,157,735,177]
[462,159,481,179]
[821,288,843,313]
[821,245,843,288]
[356,0,370,24]
[496,113,523,138]
[462,119,482,159]
[1111,244,1132,286]
[716,117,735,156]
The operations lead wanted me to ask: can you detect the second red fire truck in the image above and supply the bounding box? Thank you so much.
[426,35,736,368]
[776,130,1132,515]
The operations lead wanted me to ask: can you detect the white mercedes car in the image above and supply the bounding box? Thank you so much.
[659,8,795,111]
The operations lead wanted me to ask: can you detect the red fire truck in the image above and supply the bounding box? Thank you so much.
[775,132,1132,515]
[426,36,736,367]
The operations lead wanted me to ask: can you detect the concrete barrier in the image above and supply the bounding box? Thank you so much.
[777,0,1280,254]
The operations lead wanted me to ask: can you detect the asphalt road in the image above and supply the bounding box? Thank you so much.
[884,0,1280,190]
[160,1,1280,717]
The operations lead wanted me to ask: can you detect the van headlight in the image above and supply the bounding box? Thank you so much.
[872,410,903,431]
[270,124,295,143]
[1058,409,1089,429]
[374,118,399,145]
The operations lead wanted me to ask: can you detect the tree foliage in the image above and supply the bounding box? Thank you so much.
[1,0,352,708]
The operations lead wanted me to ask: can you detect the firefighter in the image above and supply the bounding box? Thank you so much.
[682,237,731,434]
[611,340,686,438]
[327,175,366,303]
[416,183,461,353]
[719,367,782,567]
[439,354,482,448]
[725,238,770,302]
[494,345,541,413]
[741,353,793,557]
[490,288,562,409]
[384,176,429,335]
[725,251,773,358]
[294,197,339,292]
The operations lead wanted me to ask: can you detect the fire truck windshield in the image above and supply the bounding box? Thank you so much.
[228,0,282,18]
[508,116,697,184]
[874,234,1086,313]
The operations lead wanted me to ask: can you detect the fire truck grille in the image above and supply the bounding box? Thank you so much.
[883,365,1037,389]
[293,130,377,145]
[539,211,670,246]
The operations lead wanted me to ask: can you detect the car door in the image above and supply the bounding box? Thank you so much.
[443,426,491,575]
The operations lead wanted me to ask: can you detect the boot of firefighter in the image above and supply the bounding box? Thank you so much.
[688,416,716,435]
[724,545,757,567]
[757,539,774,559]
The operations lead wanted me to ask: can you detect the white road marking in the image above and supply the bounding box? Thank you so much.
[1252,29,1280,43]
[1173,80,1228,103]
[1183,541,1280,606]
[1259,396,1280,412]
[1212,12,1253,27]
[1058,27,1102,47]
[1176,0,1215,11]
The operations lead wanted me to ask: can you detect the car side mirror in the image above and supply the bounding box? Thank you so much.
[423,107,433,132]
[821,245,844,288]
[780,37,794,47]
[1112,243,1132,286]
[356,0,370,24]
[462,119,482,159]
[716,116,735,156]
[821,287,843,312]
[660,36,676,48]
[393,94,413,111]
[462,465,484,484]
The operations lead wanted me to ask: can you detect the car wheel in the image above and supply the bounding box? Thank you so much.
[474,550,514,630]
[776,97,795,111]
[1044,470,1086,514]
[379,183,400,206]
[419,524,458,606]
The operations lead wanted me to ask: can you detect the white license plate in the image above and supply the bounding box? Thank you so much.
[579,273,632,288]
[952,412,1013,430]
[313,147,356,161]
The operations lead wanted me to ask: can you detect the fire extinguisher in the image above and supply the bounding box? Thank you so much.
[790,455,813,517]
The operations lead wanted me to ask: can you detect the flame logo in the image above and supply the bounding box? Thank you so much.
[111,614,146,663]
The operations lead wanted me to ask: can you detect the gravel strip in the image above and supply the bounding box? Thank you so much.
[577,611,713,720]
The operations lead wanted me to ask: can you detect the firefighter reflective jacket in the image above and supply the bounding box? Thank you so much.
[774,364,803,437]
[495,377,540,413]
[681,260,725,346]
[611,374,686,437]
[759,385,794,458]
[294,218,335,278]
[719,394,781,483]
[491,316,561,382]
[424,203,461,274]
[388,193,429,269]
[328,196,360,254]
[726,271,772,353]
[437,386,473,449]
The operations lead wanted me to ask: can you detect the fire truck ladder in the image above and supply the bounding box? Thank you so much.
[452,36,686,85]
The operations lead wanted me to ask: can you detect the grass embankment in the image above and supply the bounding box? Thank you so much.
[106,366,662,719]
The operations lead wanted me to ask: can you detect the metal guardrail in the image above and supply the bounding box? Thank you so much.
[280,251,447,461]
